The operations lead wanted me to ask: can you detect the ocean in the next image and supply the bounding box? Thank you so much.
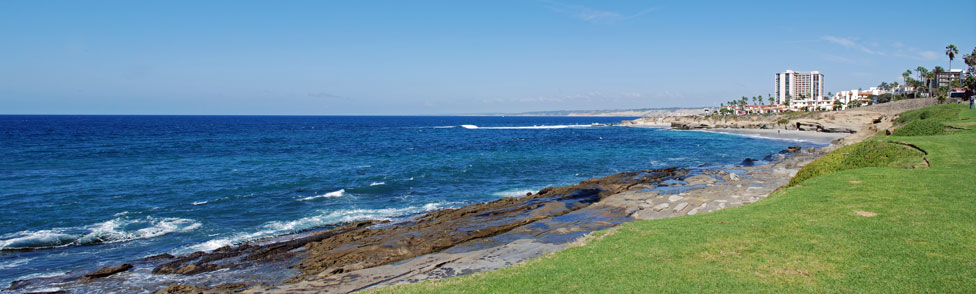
[0,115,818,287]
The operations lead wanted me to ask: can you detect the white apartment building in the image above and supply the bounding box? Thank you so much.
[774,70,825,104]
[926,69,964,89]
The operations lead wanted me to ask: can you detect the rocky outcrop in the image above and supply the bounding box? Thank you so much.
[629,107,893,136]
[143,167,686,291]
[83,263,132,280]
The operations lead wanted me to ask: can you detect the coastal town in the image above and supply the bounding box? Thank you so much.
[718,44,975,115]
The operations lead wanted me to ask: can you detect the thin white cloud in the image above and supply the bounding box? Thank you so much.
[543,0,657,23]
[821,35,942,61]
[820,53,859,64]
[821,35,886,55]
[917,50,939,60]
[487,91,663,105]
[308,92,341,99]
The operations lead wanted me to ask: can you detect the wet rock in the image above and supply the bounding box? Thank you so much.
[142,253,176,262]
[740,158,756,166]
[83,263,132,280]
[153,284,206,294]
[149,167,685,281]
[536,187,554,196]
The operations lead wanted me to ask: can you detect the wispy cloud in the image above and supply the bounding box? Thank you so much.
[543,0,657,23]
[821,35,886,55]
[820,53,859,64]
[308,92,341,99]
[820,35,941,61]
[917,50,939,60]
[484,91,656,105]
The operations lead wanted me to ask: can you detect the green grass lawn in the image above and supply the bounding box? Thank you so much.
[376,104,976,293]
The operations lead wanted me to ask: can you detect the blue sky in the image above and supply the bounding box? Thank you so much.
[1,0,973,115]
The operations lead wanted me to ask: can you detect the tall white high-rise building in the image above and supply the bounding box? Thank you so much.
[774,70,824,104]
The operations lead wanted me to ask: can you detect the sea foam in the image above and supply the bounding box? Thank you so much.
[492,189,539,197]
[0,217,200,251]
[462,124,593,130]
[299,189,345,201]
[182,202,453,253]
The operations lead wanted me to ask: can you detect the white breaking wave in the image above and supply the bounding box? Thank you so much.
[369,182,385,186]
[492,189,539,197]
[0,257,33,270]
[0,217,201,251]
[299,189,345,201]
[192,200,209,206]
[181,202,454,253]
[432,126,456,129]
[461,124,593,130]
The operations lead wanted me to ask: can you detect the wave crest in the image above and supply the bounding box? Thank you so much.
[182,202,454,253]
[299,189,346,201]
[0,217,200,251]
[462,124,593,130]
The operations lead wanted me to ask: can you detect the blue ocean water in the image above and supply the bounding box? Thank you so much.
[0,115,817,286]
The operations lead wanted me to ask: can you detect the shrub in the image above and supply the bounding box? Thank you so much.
[788,140,924,186]
[891,120,949,136]
[895,105,957,124]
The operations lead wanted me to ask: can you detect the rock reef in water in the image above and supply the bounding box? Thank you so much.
[53,167,683,293]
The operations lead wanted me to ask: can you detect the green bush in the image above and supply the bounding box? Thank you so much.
[788,140,924,186]
[891,104,959,137]
[895,105,957,124]
[891,120,949,136]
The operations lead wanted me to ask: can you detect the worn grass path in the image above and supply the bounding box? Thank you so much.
[376,104,976,293]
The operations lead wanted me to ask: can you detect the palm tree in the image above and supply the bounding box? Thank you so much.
[916,66,928,84]
[946,44,958,72]
[768,95,775,105]
[903,69,912,85]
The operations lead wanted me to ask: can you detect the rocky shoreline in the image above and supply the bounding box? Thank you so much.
[247,146,829,294]
[8,100,932,293]
[621,99,937,147]
[5,147,822,294]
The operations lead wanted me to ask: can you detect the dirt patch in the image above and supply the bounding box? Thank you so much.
[854,210,878,217]
[849,180,862,184]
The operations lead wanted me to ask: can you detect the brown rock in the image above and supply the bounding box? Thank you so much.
[83,263,132,280]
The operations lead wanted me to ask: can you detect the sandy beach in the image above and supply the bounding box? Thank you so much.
[700,128,848,145]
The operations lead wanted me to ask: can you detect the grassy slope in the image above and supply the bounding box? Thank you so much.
[378,105,976,294]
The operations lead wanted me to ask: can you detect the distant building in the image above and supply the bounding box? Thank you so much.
[831,90,875,110]
[926,69,963,89]
[775,70,824,104]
